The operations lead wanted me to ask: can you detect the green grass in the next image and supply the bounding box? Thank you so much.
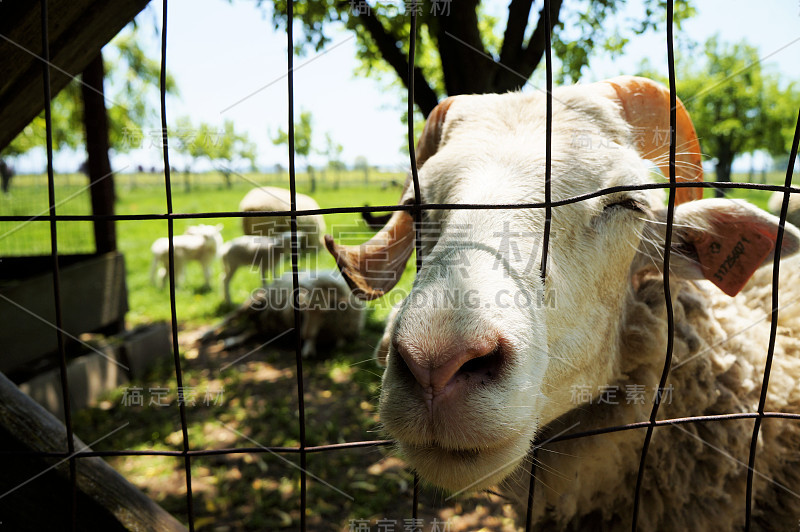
[1,170,414,326]
[116,175,413,327]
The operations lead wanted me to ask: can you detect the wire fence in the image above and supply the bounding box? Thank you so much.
[2,0,800,530]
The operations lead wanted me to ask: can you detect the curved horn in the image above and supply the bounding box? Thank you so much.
[325,98,457,300]
[592,76,703,204]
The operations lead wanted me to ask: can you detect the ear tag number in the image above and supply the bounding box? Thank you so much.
[694,224,775,296]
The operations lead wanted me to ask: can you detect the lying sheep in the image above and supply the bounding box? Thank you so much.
[203,270,365,359]
[220,231,309,304]
[239,186,325,249]
[150,224,223,289]
[767,190,800,228]
[326,76,800,529]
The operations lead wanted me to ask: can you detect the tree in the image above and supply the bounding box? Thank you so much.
[323,132,345,188]
[640,36,800,196]
[272,110,315,191]
[1,81,84,171]
[0,23,177,183]
[173,117,258,190]
[257,0,695,117]
[353,155,370,184]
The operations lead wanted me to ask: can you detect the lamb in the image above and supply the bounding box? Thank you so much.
[150,224,223,289]
[202,269,365,359]
[325,76,800,530]
[767,190,800,228]
[239,186,325,249]
[220,231,308,304]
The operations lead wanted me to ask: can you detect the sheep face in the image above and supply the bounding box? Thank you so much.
[380,92,658,491]
[184,223,224,254]
[327,77,798,494]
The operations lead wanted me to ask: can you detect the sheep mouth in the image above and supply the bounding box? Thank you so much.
[398,435,528,492]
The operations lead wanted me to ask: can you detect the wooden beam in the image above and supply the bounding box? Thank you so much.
[0,0,151,150]
[0,371,188,531]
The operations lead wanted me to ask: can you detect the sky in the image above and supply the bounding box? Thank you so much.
[16,0,800,173]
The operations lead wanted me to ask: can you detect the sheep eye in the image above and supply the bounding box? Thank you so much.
[604,198,644,213]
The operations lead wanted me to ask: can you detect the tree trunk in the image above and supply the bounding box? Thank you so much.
[81,52,116,254]
[434,0,495,95]
[714,144,734,198]
[308,163,316,193]
[0,159,12,194]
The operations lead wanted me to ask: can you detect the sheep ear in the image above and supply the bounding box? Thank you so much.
[638,199,800,296]
[592,76,703,205]
[325,98,457,300]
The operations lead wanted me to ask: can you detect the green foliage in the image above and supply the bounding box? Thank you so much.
[554,0,695,83]
[258,0,695,96]
[323,132,344,170]
[272,110,314,160]
[2,24,176,160]
[5,82,84,156]
[638,35,800,183]
[104,25,178,153]
[173,117,257,173]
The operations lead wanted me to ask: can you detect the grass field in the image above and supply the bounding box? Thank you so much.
[0,168,794,530]
[1,170,414,326]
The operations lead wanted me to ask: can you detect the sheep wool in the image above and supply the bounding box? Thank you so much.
[507,257,800,530]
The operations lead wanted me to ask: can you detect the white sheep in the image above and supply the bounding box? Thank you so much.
[326,76,800,529]
[150,224,223,289]
[239,186,325,249]
[203,269,365,359]
[220,231,308,304]
[767,190,800,228]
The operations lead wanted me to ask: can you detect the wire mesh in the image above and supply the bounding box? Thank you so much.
[1,0,799,530]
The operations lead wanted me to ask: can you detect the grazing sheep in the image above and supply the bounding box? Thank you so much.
[220,231,308,304]
[325,76,800,529]
[203,270,365,359]
[767,190,800,229]
[239,186,325,249]
[150,224,223,289]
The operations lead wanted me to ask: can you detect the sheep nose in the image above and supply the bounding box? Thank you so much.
[395,337,504,397]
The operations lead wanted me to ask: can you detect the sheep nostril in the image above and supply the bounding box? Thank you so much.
[394,339,505,395]
[455,346,505,385]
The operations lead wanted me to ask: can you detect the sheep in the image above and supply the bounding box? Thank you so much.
[219,231,308,304]
[150,224,223,289]
[239,186,325,249]
[767,190,800,228]
[361,208,393,229]
[202,269,365,359]
[324,76,800,530]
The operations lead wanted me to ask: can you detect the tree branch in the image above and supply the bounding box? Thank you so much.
[497,0,534,68]
[347,5,440,117]
[434,0,496,95]
[493,0,564,93]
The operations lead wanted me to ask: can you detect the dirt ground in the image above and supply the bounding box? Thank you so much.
[73,318,525,531]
